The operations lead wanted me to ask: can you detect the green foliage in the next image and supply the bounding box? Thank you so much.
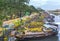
[0,0,44,27]
[0,0,30,26]
[0,20,3,26]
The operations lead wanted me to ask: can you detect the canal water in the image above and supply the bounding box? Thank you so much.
[22,14,60,41]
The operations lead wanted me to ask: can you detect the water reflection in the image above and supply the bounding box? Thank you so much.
[58,25,60,41]
[53,15,60,41]
[58,34,60,41]
[22,36,59,41]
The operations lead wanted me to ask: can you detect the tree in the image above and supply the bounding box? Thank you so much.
[37,8,45,11]
[0,0,30,16]
[0,0,30,27]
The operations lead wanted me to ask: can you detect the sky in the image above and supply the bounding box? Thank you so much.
[29,0,60,10]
